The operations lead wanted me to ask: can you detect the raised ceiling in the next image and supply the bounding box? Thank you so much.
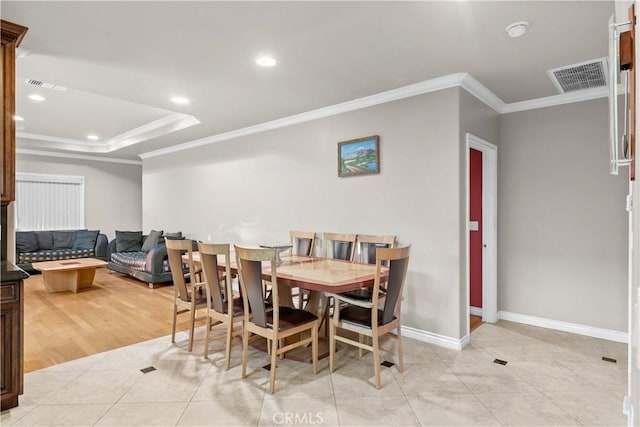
[2,1,615,161]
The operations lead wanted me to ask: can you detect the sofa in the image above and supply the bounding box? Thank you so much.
[106,230,188,288]
[16,229,108,273]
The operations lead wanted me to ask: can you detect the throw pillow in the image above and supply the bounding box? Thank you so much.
[163,231,183,240]
[53,231,76,249]
[116,230,143,252]
[72,230,99,250]
[35,231,54,250]
[16,231,39,253]
[141,229,163,252]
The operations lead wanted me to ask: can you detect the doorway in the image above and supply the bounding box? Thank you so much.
[466,133,498,336]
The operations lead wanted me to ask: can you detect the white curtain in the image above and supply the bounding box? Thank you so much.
[15,173,85,231]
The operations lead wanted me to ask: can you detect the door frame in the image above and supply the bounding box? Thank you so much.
[466,133,498,329]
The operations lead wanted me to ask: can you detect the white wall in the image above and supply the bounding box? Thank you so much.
[499,99,629,332]
[16,153,142,241]
[144,88,468,339]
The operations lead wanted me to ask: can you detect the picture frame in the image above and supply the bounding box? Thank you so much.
[337,135,380,177]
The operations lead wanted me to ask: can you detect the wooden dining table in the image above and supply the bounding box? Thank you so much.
[186,249,388,361]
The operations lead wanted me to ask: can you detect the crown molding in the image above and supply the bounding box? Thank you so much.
[500,86,609,114]
[146,72,595,160]
[17,148,142,165]
[459,74,506,112]
[17,112,199,153]
[139,73,469,159]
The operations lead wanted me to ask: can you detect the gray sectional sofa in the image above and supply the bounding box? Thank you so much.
[16,229,108,272]
[106,230,187,288]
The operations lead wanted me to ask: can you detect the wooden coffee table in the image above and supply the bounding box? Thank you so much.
[32,258,108,293]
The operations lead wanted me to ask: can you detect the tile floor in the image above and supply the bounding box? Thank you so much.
[0,320,629,426]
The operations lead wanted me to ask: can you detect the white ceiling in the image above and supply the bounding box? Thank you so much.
[2,1,615,161]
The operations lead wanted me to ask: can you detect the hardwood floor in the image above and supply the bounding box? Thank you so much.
[470,314,483,332]
[23,269,192,373]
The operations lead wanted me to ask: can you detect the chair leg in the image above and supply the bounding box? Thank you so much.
[203,314,211,359]
[358,334,366,358]
[396,327,404,373]
[312,323,318,375]
[188,308,196,352]
[372,334,381,389]
[171,304,178,344]
[329,317,336,372]
[224,320,233,370]
[269,336,278,394]
[241,326,249,378]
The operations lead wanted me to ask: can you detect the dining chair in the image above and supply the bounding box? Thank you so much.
[344,234,397,300]
[326,245,410,389]
[323,232,357,261]
[288,231,316,307]
[290,230,316,256]
[166,238,208,352]
[235,245,319,394]
[197,242,244,369]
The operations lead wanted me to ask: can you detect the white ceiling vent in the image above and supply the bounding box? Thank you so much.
[24,78,68,92]
[547,57,608,94]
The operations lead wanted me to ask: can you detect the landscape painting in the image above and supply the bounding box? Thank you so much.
[338,135,380,177]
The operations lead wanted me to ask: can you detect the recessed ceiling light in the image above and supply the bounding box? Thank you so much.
[28,94,45,101]
[171,96,189,105]
[506,21,530,38]
[87,134,99,141]
[13,115,24,121]
[256,56,277,67]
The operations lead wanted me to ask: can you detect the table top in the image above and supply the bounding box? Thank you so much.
[187,252,385,293]
[32,258,108,272]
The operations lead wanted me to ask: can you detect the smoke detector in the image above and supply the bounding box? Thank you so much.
[24,78,68,92]
[506,21,530,38]
[547,58,609,93]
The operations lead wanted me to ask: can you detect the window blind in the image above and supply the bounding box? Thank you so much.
[15,173,85,231]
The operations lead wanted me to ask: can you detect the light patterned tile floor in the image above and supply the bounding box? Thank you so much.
[0,321,629,426]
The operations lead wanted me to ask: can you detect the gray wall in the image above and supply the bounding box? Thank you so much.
[458,90,500,337]
[499,99,628,332]
[16,153,142,241]
[143,88,468,339]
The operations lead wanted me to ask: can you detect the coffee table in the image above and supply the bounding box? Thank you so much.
[32,258,108,293]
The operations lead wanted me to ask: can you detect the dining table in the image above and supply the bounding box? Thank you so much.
[186,248,388,361]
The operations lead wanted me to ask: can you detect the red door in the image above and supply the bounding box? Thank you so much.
[469,148,483,310]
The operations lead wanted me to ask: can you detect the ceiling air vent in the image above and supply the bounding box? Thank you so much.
[24,78,68,92]
[547,57,608,94]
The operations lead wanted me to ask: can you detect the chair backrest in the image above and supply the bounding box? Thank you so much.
[165,238,197,302]
[373,246,410,325]
[290,230,316,256]
[323,232,357,261]
[197,242,232,314]
[355,234,396,264]
[235,246,279,328]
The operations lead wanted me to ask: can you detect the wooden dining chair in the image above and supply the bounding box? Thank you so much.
[197,242,244,369]
[343,234,397,300]
[166,238,208,352]
[323,232,357,261]
[235,245,319,394]
[290,230,316,256]
[326,245,410,389]
[288,231,316,307]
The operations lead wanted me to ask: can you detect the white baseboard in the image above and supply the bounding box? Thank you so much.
[469,306,483,317]
[402,325,468,350]
[499,311,628,343]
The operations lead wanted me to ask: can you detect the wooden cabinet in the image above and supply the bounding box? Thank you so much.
[1,20,28,205]
[0,263,27,410]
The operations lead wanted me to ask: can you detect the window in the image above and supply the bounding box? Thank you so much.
[15,173,85,231]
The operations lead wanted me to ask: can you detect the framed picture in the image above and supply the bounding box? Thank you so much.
[337,135,380,177]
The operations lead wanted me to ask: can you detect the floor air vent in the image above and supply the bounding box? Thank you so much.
[547,58,608,94]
